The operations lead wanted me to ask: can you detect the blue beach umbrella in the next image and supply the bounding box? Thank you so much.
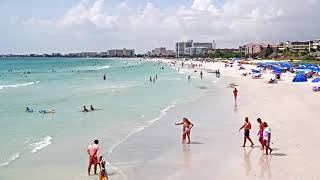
[292,73,307,82]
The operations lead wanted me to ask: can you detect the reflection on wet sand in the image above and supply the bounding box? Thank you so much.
[234,102,238,113]
[182,144,192,170]
[259,153,272,178]
[242,147,253,176]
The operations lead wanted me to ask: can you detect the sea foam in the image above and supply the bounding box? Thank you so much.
[107,103,175,155]
[0,153,20,167]
[30,136,52,153]
[0,81,40,90]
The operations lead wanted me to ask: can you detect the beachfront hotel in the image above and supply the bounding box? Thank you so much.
[241,43,278,56]
[278,39,320,52]
[107,48,135,57]
[150,47,175,57]
[175,40,216,57]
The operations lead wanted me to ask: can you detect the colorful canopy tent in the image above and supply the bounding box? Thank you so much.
[292,74,307,82]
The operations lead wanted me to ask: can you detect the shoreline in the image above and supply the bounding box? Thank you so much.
[107,58,320,179]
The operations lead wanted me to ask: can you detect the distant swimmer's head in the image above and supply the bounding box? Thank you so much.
[245,117,249,122]
[257,118,262,123]
[94,139,99,144]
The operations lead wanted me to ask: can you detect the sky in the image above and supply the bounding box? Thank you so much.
[0,0,319,54]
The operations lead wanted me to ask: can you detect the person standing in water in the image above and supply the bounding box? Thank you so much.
[239,117,254,147]
[150,76,152,82]
[99,156,108,180]
[200,70,203,79]
[155,74,158,80]
[175,118,194,144]
[233,88,238,101]
[103,74,106,80]
[153,77,156,83]
[257,118,265,150]
[262,122,273,155]
[87,140,99,175]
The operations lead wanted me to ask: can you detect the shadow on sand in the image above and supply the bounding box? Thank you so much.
[189,141,204,145]
[271,153,287,157]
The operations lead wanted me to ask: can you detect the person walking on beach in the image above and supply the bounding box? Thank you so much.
[200,70,203,79]
[87,140,99,175]
[239,117,254,147]
[233,88,238,101]
[257,118,265,150]
[262,122,273,155]
[175,118,194,144]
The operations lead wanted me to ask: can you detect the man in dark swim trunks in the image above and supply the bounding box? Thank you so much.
[239,117,254,147]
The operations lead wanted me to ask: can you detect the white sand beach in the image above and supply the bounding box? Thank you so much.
[110,59,320,180]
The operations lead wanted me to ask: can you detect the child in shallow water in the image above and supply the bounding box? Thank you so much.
[99,156,108,180]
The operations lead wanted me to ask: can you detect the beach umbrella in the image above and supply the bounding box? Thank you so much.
[292,73,307,82]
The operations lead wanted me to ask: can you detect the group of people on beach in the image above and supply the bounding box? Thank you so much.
[87,140,108,180]
[233,88,273,155]
[239,117,273,155]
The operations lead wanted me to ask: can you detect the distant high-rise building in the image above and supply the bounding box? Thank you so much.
[212,40,216,49]
[175,40,214,57]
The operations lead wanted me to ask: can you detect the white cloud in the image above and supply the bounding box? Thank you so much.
[22,0,320,53]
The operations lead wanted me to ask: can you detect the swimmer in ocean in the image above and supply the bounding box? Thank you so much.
[90,105,95,111]
[83,106,89,112]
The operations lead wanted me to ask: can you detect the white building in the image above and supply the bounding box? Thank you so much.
[175,40,215,57]
[151,47,175,56]
[107,48,135,57]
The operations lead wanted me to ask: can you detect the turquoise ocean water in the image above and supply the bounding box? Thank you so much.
[0,58,210,179]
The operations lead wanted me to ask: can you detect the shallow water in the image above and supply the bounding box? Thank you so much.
[0,57,211,179]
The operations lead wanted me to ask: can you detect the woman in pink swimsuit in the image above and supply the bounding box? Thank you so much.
[175,118,194,144]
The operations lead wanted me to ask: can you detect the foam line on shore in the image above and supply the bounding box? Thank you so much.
[0,153,20,167]
[104,104,175,179]
[0,81,40,90]
[30,136,52,153]
[107,103,175,156]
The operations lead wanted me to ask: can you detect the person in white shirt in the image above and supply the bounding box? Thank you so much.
[262,122,273,155]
